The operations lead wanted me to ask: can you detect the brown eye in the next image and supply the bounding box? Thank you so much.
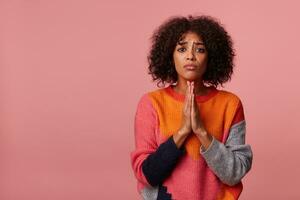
[177,47,186,52]
[196,48,206,53]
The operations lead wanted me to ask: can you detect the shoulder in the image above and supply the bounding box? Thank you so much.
[217,89,241,101]
[215,89,243,106]
[148,87,167,99]
[214,89,245,119]
[136,87,166,109]
[216,89,246,123]
[137,87,168,104]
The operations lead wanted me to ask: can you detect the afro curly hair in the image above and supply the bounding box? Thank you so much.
[147,15,235,88]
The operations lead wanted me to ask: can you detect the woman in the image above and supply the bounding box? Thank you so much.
[131,15,253,200]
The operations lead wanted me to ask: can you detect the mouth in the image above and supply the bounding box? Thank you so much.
[184,64,197,70]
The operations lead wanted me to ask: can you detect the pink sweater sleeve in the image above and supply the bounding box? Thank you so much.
[130,94,158,186]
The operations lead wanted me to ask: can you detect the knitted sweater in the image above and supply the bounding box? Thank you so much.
[131,85,253,200]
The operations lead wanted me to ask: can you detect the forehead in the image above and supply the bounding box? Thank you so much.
[178,32,203,43]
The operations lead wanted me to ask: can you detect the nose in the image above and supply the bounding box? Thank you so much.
[186,48,195,61]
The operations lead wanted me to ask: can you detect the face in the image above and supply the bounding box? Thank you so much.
[173,31,208,82]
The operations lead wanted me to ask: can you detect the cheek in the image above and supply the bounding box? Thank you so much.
[173,55,179,68]
[173,54,184,66]
[197,54,208,62]
[173,57,184,72]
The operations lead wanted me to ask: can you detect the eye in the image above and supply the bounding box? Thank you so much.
[196,48,206,53]
[177,47,186,52]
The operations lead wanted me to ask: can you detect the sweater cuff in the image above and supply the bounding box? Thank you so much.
[170,135,186,154]
[199,136,218,156]
[153,135,185,164]
[142,136,185,186]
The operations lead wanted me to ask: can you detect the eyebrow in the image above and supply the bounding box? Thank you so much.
[177,41,204,45]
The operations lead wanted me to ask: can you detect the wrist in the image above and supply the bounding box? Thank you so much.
[194,129,213,150]
[194,128,207,137]
[178,127,190,136]
[200,134,213,151]
[173,129,189,148]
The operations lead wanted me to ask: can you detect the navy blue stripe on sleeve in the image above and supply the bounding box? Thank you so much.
[142,136,185,186]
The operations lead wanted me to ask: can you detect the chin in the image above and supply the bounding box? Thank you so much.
[184,75,200,81]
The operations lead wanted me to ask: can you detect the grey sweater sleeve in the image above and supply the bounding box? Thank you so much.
[200,120,253,186]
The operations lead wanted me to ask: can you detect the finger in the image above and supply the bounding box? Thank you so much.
[193,93,200,119]
[184,82,190,111]
[187,84,192,114]
[190,82,194,110]
[191,93,194,112]
[190,93,195,129]
[193,93,197,112]
[187,81,191,96]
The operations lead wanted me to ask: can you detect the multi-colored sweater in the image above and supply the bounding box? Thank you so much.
[131,85,253,200]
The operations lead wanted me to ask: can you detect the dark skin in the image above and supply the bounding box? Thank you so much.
[172,32,213,150]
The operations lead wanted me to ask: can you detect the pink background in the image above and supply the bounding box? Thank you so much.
[1,0,300,199]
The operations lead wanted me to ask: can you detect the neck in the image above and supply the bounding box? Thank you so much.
[173,80,208,95]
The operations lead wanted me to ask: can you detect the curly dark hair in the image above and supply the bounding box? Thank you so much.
[147,15,235,88]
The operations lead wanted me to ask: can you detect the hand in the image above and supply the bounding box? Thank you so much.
[178,81,193,136]
[190,82,207,137]
[190,82,213,150]
[174,81,213,150]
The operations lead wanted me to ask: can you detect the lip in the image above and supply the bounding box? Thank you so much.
[184,64,197,70]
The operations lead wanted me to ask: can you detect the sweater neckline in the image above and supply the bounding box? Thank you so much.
[164,85,219,103]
